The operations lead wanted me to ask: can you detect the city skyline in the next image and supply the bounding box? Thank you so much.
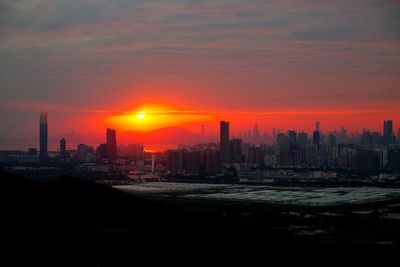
[0,0,400,138]
[1,111,400,152]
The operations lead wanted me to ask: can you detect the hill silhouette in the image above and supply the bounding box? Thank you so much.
[120,126,214,144]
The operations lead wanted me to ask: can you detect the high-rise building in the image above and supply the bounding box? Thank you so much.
[397,128,400,144]
[96,144,107,160]
[166,149,184,174]
[202,149,221,175]
[328,133,337,147]
[60,138,67,155]
[220,121,230,164]
[361,131,372,146]
[183,150,201,175]
[340,127,347,144]
[316,121,320,132]
[253,123,261,143]
[384,120,394,144]
[298,132,308,148]
[276,133,289,151]
[106,128,117,160]
[312,131,320,147]
[39,112,48,162]
[288,130,297,145]
[230,138,242,163]
[77,144,95,162]
[388,149,400,173]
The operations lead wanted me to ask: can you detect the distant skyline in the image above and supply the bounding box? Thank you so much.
[1,0,400,138]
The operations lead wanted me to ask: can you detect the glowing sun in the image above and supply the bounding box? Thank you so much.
[136,110,146,119]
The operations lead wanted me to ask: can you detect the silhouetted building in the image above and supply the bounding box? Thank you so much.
[371,132,383,145]
[230,138,242,163]
[60,138,67,155]
[117,144,144,159]
[298,132,308,148]
[28,148,37,156]
[388,149,400,173]
[252,123,261,143]
[96,144,107,160]
[384,120,394,144]
[202,149,221,175]
[77,144,95,162]
[354,148,381,173]
[312,131,320,147]
[277,133,289,151]
[340,127,347,144]
[183,150,201,175]
[245,146,265,165]
[361,131,372,146]
[39,112,48,162]
[220,121,230,164]
[397,128,400,144]
[288,130,298,151]
[167,149,183,174]
[328,133,336,147]
[316,121,320,132]
[106,128,117,160]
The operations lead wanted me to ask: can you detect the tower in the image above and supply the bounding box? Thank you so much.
[316,121,320,132]
[220,121,230,164]
[60,138,67,156]
[106,128,117,160]
[384,120,394,145]
[39,112,48,162]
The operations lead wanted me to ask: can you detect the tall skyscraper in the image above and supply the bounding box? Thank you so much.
[313,131,320,147]
[60,138,67,155]
[397,128,400,144]
[230,138,242,163]
[384,120,394,144]
[39,112,48,162]
[316,121,320,132]
[220,121,230,164]
[298,132,308,148]
[106,128,117,160]
[288,130,297,145]
[328,133,337,147]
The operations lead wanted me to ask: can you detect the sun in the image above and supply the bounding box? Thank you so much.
[136,110,146,119]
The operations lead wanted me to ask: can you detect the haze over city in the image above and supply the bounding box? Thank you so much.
[1,0,400,147]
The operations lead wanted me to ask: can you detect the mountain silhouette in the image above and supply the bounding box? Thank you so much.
[120,126,215,145]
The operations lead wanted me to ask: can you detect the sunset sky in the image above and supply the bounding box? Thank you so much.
[1,0,400,143]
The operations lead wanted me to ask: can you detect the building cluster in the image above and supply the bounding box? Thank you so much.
[164,120,400,175]
[1,113,400,177]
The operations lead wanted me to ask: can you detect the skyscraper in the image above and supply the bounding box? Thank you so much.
[384,120,394,144]
[60,138,67,155]
[288,130,297,146]
[316,121,320,132]
[220,121,230,164]
[230,138,242,163]
[298,132,308,148]
[328,133,337,147]
[397,128,400,144]
[106,128,117,160]
[39,112,48,162]
[313,131,320,147]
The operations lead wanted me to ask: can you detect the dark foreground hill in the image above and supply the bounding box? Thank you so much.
[1,170,400,263]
